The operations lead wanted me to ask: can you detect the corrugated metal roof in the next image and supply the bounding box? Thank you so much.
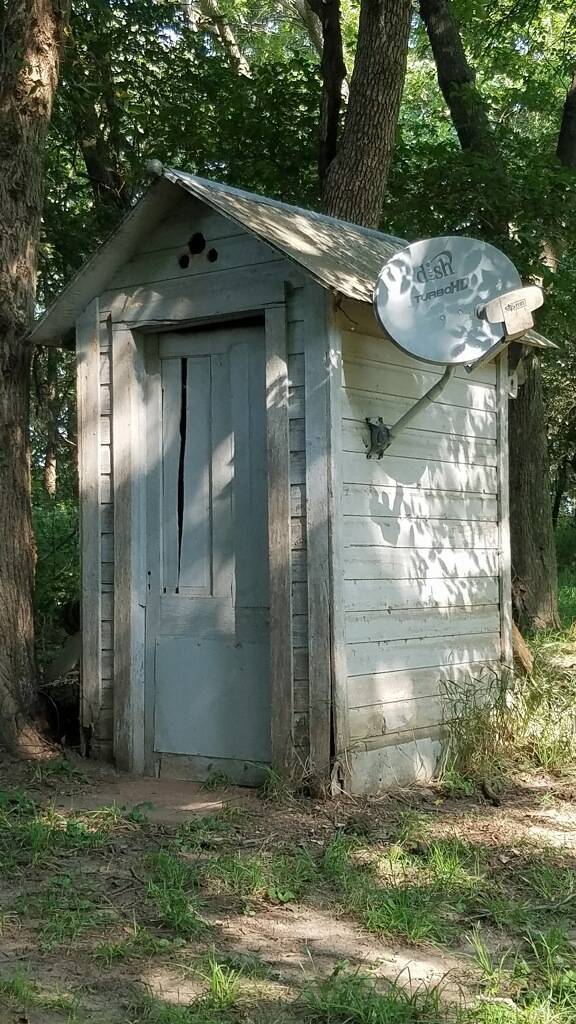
[30,165,555,352]
[164,167,408,303]
[30,168,409,344]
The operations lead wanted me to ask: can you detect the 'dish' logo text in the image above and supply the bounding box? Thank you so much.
[412,248,470,305]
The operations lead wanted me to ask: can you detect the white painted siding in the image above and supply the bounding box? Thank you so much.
[337,318,503,792]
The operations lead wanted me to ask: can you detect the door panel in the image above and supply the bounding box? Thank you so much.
[147,326,270,772]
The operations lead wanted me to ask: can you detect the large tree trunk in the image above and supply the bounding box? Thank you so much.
[307,0,347,183]
[420,0,560,632]
[557,70,576,169]
[509,357,560,631]
[0,1,66,754]
[322,0,412,227]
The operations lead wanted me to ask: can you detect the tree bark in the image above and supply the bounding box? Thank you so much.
[419,0,509,239]
[307,0,347,182]
[322,0,412,227]
[419,0,499,156]
[509,356,560,631]
[0,0,66,754]
[420,0,560,632]
[557,70,576,169]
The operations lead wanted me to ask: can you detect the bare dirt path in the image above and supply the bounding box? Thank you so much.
[0,755,574,1022]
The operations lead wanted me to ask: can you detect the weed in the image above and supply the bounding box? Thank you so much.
[321,834,451,944]
[202,771,233,791]
[467,925,518,996]
[0,974,80,1017]
[175,810,240,850]
[440,637,576,785]
[94,923,176,964]
[146,851,206,937]
[259,766,291,801]
[31,757,86,785]
[21,874,110,948]
[302,964,445,1023]
[201,955,242,1008]
[204,846,318,909]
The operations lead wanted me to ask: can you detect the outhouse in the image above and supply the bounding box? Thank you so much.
[32,166,552,794]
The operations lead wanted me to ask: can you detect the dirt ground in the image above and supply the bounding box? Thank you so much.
[0,753,575,1023]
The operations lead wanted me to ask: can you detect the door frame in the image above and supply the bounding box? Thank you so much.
[110,303,295,779]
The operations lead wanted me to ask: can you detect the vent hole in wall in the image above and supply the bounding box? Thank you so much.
[207,248,218,263]
[188,232,206,254]
[178,253,190,268]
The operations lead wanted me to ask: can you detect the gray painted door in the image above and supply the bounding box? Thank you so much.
[147,326,270,774]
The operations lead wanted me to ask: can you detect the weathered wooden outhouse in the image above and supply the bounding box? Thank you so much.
[32,166,551,793]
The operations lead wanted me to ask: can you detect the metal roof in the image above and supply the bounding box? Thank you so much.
[30,164,555,352]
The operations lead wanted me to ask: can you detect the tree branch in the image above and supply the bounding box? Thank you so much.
[182,0,251,78]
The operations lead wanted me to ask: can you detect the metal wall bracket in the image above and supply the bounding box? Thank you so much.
[365,364,456,458]
[366,418,391,459]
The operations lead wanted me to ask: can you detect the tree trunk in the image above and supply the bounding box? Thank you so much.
[420,0,560,632]
[0,1,66,755]
[419,0,508,239]
[419,0,499,156]
[307,0,347,183]
[557,70,576,169]
[509,356,560,631]
[322,0,412,227]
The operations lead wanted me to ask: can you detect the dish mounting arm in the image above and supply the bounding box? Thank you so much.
[366,365,456,459]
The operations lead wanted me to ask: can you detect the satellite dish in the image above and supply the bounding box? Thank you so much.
[367,235,544,457]
[374,236,526,366]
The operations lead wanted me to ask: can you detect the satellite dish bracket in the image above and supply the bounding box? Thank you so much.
[366,365,456,458]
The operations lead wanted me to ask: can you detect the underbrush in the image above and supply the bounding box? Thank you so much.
[441,620,576,789]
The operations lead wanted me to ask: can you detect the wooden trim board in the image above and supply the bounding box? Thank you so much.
[76,299,102,731]
[265,303,295,779]
[326,296,350,792]
[496,351,513,667]
[304,284,333,786]
[111,327,147,772]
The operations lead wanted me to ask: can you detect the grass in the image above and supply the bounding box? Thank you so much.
[19,873,110,949]
[146,851,206,937]
[94,923,176,964]
[203,845,319,909]
[0,974,80,1017]
[0,787,134,872]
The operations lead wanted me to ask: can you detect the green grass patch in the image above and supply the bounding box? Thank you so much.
[321,834,456,944]
[146,851,206,937]
[0,973,80,1017]
[94,923,178,965]
[175,809,242,851]
[0,787,136,871]
[19,874,111,949]
[203,845,318,910]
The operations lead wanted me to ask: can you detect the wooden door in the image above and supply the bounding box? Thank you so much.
[146,326,270,778]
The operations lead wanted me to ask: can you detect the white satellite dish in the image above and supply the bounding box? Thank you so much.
[374,235,531,366]
[367,235,543,457]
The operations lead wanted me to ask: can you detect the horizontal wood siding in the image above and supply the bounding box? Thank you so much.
[337,317,501,792]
